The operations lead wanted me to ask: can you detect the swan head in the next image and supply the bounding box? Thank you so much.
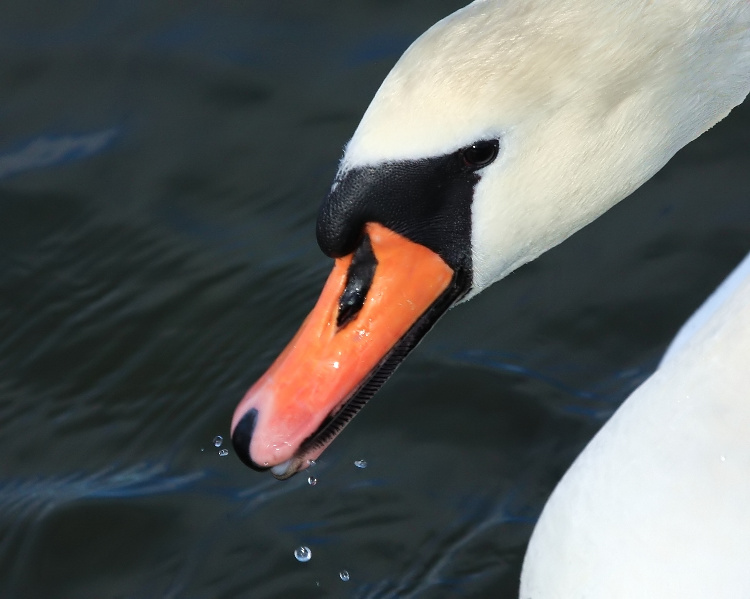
[231,0,748,477]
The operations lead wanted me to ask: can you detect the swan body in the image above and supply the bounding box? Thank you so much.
[521,253,750,597]
[232,1,750,595]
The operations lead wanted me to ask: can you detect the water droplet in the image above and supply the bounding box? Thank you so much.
[309,460,317,467]
[339,570,350,582]
[213,435,223,448]
[308,476,317,486]
[218,449,229,457]
[721,455,726,462]
[200,448,205,452]
[294,546,312,562]
[332,361,340,369]
[354,459,367,469]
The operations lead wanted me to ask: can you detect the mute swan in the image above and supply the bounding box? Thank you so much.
[231,0,750,595]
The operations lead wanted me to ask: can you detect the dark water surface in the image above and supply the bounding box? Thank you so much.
[1,2,748,597]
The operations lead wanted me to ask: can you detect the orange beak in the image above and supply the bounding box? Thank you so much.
[231,222,457,478]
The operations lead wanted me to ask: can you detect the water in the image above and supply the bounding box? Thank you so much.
[340,570,351,582]
[214,435,224,448]
[354,459,368,470]
[0,1,748,598]
[294,546,312,563]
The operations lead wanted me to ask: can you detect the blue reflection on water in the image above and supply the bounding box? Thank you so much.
[0,129,119,181]
[0,463,203,516]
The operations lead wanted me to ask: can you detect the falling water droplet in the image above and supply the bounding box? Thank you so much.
[213,436,223,448]
[218,449,229,457]
[308,476,317,486]
[294,546,312,562]
[339,570,350,582]
[354,459,367,469]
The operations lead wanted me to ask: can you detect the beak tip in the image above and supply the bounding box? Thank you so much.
[271,458,304,480]
[231,408,270,472]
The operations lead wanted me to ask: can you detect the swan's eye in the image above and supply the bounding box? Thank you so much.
[462,140,499,169]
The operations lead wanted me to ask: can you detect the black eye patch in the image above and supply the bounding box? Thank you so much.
[337,233,378,328]
[317,137,500,279]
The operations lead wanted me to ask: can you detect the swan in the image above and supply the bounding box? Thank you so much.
[231,0,750,595]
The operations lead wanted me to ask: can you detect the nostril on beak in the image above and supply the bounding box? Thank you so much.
[231,409,269,471]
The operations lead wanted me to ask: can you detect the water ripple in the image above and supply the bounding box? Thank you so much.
[0,463,204,518]
[443,348,653,405]
[0,128,118,180]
